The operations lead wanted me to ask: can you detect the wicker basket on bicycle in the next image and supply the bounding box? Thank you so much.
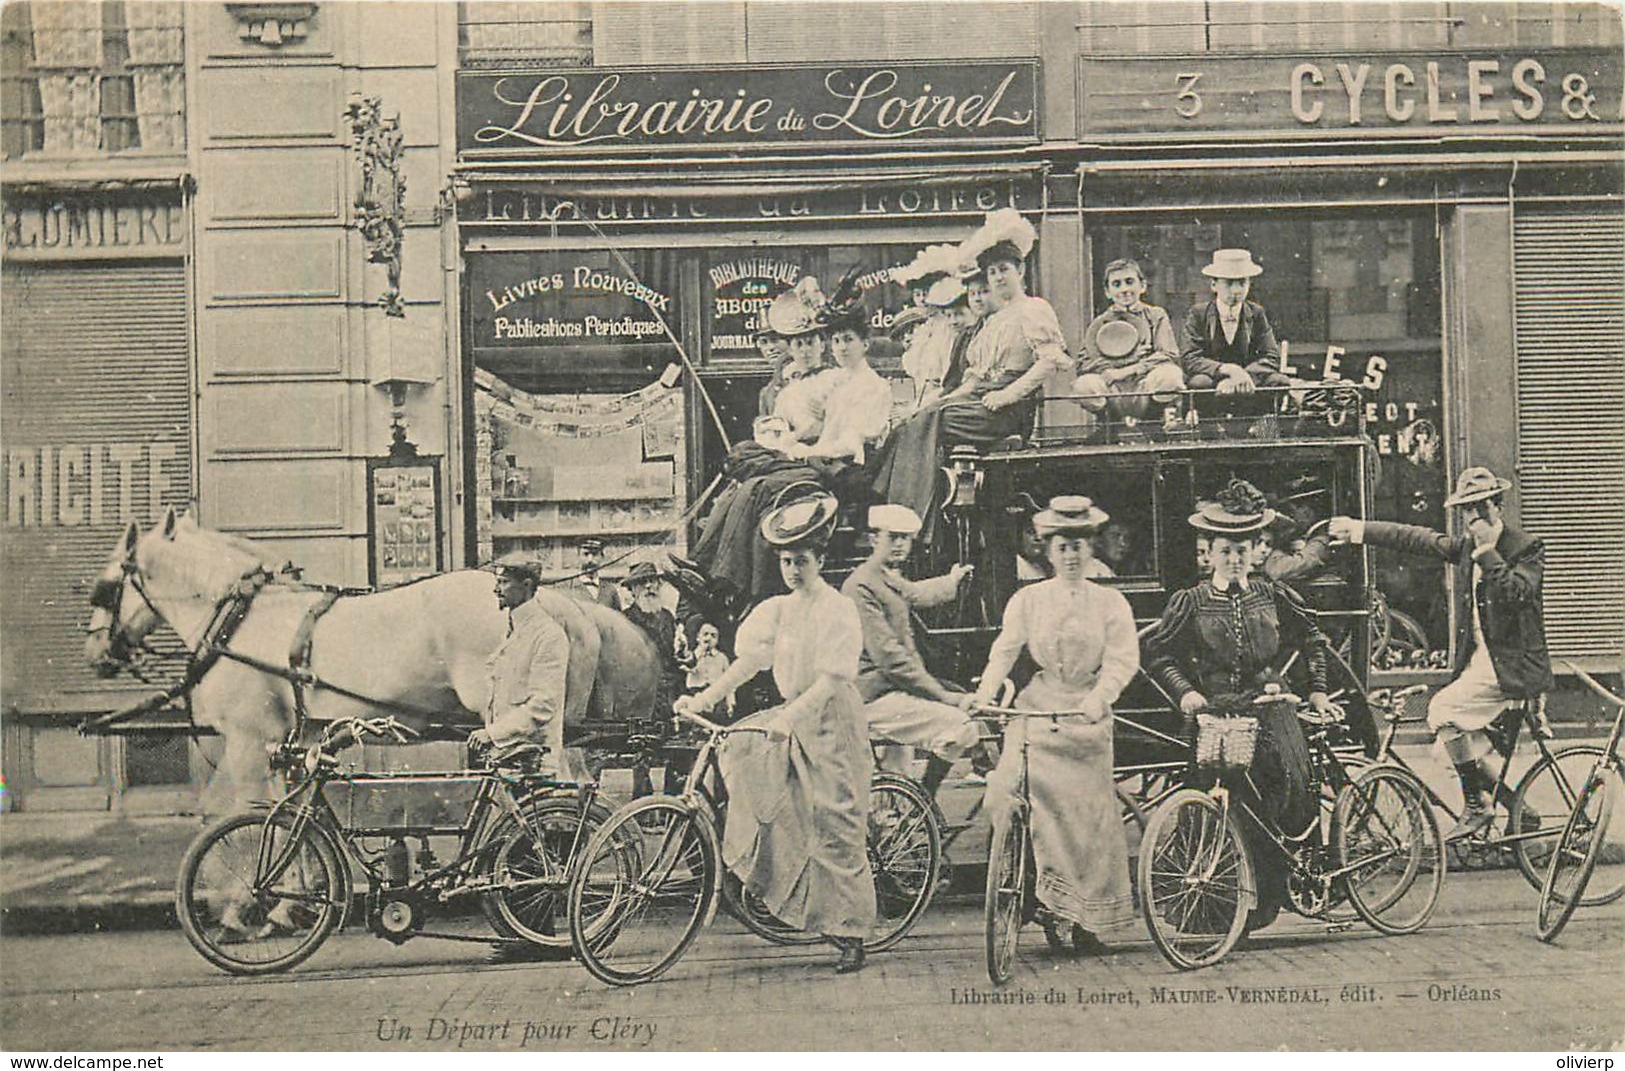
[1193,712,1260,774]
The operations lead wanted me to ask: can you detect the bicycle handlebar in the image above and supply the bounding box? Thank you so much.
[673,710,772,738]
[321,716,419,751]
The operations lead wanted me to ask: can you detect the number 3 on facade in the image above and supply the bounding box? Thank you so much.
[1175,72,1203,118]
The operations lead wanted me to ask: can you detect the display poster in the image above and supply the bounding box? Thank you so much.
[368,457,443,587]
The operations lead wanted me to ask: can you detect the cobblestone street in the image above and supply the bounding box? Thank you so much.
[2,869,1619,1052]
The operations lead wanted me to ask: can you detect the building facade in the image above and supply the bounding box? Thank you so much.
[2,1,1620,813]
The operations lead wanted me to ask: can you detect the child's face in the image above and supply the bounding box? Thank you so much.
[1212,277,1251,307]
[1106,269,1146,310]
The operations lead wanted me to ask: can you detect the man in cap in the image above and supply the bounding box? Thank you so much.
[1329,466,1554,839]
[567,537,622,610]
[472,553,569,774]
[1179,249,1290,433]
[841,503,991,799]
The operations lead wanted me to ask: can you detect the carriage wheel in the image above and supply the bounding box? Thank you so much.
[1512,747,1625,906]
[568,796,718,987]
[1138,789,1252,970]
[1334,766,1444,935]
[984,809,1029,985]
[1537,768,1617,943]
[176,811,344,976]
[484,796,616,948]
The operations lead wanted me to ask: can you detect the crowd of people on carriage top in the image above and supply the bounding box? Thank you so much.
[477,207,1552,975]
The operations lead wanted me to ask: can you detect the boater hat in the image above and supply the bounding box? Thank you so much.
[1201,249,1264,279]
[1189,478,1276,535]
[1032,495,1110,538]
[760,493,840,548]
[886,305,930,339]
[1096,320,1140,360]
[1443,466,1513,508]
[867,503,923,536]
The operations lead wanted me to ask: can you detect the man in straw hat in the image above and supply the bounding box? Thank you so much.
[472,552,569,774]
[1329,466,1553,839]
[842,504,992,801]
[1179,248,1290,434]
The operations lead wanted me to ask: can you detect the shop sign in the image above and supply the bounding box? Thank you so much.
[5,441,181,528]
[469,252,676,349]
[708,254,804,353]
[1078,49,1622,139]
[458,61,1038,153]
[468,177,1035,228]
[1,192,186,260]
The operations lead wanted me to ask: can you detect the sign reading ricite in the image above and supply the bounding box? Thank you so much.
[458,62,1039,152]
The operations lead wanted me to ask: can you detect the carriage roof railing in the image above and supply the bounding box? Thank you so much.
[1007,380,1371,455]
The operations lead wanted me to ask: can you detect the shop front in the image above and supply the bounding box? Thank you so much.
[0,184,196,810]
[452,60,1054,580]
[1064,44,1624,678]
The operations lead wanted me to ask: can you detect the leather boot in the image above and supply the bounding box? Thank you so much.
[920,753,954,799]
[832,936,866,973]
[1447,762,1495,840]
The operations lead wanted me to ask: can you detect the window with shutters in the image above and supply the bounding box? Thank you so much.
[458,1,592,69]
[1513,209,1625,666]
[0,1,184,161]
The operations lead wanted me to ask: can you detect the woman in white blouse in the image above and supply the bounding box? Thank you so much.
[973,495,1139,955]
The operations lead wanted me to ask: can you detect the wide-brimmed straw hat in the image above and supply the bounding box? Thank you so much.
[1189,478,1276,535]
[1200,248,1264,279]
[766,288,824,338]
[886,305,930,338]
[1032,495,1110,538]
[1443,466,1513,508]
[1096,320,1140,359]
[760,493,840,548]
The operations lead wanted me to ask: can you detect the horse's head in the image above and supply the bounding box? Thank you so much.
[84,507,282,678]
[84,513,171,677]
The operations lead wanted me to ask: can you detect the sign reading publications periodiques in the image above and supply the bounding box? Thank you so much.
[468,252,675,349]
[1078,48,1622,140]
[457,61,1039,153]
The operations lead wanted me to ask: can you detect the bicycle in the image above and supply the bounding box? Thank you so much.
[1359,683,1624,904]
[566,710,942,986]
[175,716,625,975]
[1536,663,1625,942]
[982,704,1132,985]
[1137,688,1445,970]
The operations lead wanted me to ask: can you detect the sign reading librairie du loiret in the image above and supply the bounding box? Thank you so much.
[458,61,1039,153]
[1078,48,1622,140]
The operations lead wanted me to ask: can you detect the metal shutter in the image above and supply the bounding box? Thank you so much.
[1512,209,1625,665]
[1,261,193,715]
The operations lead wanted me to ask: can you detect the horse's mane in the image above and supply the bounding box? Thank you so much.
[140,521,288,598]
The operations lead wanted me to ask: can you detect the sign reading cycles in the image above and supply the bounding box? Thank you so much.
[459,62,1038,152]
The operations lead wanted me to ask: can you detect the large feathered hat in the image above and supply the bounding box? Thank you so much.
[766,269,866,337]
[891,244,964,289]
[961,208,1038,272]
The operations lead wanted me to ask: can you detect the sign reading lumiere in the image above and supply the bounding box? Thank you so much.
[458,61,1039,153]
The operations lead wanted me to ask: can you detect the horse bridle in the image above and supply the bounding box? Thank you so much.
[87,547,163,667]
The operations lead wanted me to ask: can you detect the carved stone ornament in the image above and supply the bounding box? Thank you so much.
[345,93,406,318]
[225,3,317,47]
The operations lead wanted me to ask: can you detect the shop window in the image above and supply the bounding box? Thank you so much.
[1091,211,1448,673]
[0,1,184,161]
[458,1,592,68]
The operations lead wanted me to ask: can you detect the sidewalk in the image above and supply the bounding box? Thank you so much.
[0,737,1605,934]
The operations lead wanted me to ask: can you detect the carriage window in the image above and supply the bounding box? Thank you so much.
[1091,211,1449,673]
[1003,461,1157,583]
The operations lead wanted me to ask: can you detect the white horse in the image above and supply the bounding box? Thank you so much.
[84,509,660,812]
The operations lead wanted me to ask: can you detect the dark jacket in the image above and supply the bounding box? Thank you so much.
[1179,299,1282,383]
[1361,520,1553,696]
[841,560,962,704]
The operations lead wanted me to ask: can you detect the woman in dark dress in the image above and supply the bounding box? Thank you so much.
[1141,479,1339,930]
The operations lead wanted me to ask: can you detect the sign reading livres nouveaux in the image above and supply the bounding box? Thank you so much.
[458,62,1039,153]
[468,252,676,348]
[1078,49,1622,139]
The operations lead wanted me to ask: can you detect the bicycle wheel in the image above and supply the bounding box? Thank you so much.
[568,796,718,987]
[1537,769,1617,943]
[720,873,823,946]
[1138,789,1252,970]
[984,810,1028,985]
[176,810,344,976]
[1512,746,1625,905]
[1334,766,1444,935]
[866,774,942,952]
[484,795,615,948]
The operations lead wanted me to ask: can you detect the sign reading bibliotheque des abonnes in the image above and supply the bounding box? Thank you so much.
[1078,48,1622,140]
[469,251,676,349]
[458,61,1039,153]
